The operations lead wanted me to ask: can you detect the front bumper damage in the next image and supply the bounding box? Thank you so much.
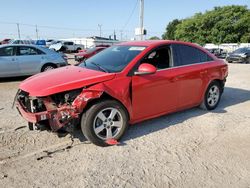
[15,89,103,131]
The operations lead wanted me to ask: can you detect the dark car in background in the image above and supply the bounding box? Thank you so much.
[206,48,227,59]
[226,47,250,64]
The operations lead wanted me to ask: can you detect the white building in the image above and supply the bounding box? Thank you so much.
[60,36,120,49]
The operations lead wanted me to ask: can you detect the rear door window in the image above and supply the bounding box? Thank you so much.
[64,42,74,45]
[17,46,44,56]
[0,46,15,56]
[172,44,213,67]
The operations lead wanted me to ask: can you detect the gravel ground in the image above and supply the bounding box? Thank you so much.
[0,63,250,188]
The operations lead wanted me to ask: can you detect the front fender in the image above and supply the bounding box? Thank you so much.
[74,77,133,120]
[72,89,103,112]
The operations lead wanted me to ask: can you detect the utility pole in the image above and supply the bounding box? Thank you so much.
[35,25,39,40]
[16,23,21,39]
[98,24,102,37]
[113,30,116,40]
[120,30,123,41]
[139,0,144,40]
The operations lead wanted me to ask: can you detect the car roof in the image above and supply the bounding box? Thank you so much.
[117,40,201,48]
[0,44,40,48]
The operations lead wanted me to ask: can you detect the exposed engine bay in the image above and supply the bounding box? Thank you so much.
[15,88,103,132]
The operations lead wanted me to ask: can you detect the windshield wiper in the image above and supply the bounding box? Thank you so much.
[90,62,109,73]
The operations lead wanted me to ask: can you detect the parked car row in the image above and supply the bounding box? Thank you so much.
[49,41,84,53]
[205,48,227,59]
[226,47,250,64]
[205,47,250,64]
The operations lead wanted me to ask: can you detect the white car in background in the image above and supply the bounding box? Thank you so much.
[49,41,84,52]
[0,44,68,78]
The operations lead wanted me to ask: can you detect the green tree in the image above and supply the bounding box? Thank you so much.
[162,19,181,40]
[163,5,250,44]
[149,36,160,40]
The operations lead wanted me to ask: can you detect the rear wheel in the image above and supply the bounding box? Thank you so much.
[41,64,56,72]
[246,57,250,64]
[81,100,128,146]
[200,81,222,110]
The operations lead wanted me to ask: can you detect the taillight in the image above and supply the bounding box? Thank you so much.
[221,66,228,77]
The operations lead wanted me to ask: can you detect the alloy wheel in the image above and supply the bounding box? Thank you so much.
[207,85,220,107]
[93,107,123,140]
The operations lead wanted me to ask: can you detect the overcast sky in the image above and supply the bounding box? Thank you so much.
[0,0,249,40]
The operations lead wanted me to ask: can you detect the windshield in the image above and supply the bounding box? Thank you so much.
[234,48,249,53]
[79,45,146,73]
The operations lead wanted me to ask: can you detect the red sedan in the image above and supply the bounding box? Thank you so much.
[16,40,228,146]
[74,46,107,64]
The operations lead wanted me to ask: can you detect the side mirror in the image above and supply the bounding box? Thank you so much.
[134,63,157,76]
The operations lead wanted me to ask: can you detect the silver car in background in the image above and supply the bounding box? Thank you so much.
[0,44,68,78]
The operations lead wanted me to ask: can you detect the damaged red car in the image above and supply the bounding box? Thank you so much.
[15,40,228,146]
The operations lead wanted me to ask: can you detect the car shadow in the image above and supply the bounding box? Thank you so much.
[122,86,250,143]
[0,76,29,83]
[64,86,250,145]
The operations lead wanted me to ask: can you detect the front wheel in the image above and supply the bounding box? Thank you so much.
[200,81,222,110]
[81,100,129,146]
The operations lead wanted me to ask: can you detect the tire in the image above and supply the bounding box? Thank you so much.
[245,57,250,64]
[81,100,129,147]
[41,64,56,72]
[60,46,67,52]
[200,81,222,110]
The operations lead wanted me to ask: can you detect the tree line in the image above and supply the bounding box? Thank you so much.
[150,5,250,45]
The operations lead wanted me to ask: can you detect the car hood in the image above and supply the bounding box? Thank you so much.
[228,53,246,57]
[49,43,63,51]
[19,66,116,97]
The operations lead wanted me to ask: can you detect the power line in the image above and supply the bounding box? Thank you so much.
[0,21,160,34]
[121,0,139,31]
[35,25,39,39]
[98,24,102,37]
[17,23,21,39]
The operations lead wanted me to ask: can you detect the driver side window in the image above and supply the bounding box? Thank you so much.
[142,46,171,70]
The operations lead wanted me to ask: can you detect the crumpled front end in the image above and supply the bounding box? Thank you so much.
[15,89,103,131]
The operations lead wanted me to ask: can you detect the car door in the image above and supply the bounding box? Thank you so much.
[171,44,213,109]
[0,46,20,77]
[16,46,45,75]
[64,42,74,51]
[131,46,180,121]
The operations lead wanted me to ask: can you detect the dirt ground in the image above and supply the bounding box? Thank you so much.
[0,63,250,188]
